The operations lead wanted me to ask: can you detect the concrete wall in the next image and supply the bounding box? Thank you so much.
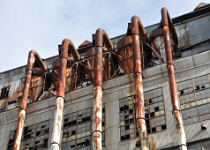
[1,50,210,149]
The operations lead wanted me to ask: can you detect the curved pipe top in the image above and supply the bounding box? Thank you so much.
[61,38,81,60]
[131,16,147,37]
[161,7,172,27]
[56,38,80,97]
[149,8,178,48]
[13,50,48,150]
[161,7,178,44]
[95,28,114,50]
[27,50,48,71]
[21,50,48,109]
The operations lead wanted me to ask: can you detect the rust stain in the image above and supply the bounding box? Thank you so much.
[50,39,80,149]
[13,110,25,150]
[13,50,48,150]
[84,46,112,84]
[51,42,80,93]
[161,7,187,149]
[131,15,149,149]
[91,28,113,149]
[117,41,133,73]
[93,132,101,148]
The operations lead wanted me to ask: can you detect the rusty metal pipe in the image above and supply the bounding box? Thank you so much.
[131,16,149,150]
[161,7,187,150]
[50,38,77,150]
[93,28,113,150]
[13,50,48,150]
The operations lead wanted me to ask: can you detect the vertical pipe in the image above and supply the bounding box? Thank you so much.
[93,28,113,150]
[50,39,71,150]
[131,16,149,150]
[13,50,47,150]
[161,7,187,150]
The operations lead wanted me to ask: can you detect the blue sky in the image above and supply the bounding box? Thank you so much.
[0,0,206,72]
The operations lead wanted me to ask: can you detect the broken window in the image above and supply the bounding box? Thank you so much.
[62,105,105,149]
[119,96,136,141]
[178,74,210,125]
[0,86,10,99]
[119,87,166,141]
[7,101,17,109]
[7,120,50,150]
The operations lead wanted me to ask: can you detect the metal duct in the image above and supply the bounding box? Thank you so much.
[131,16,149,150]
[161,7,187,150]
[13,50,48,150]
[50,38,80,150]
[150,8,187,150]
[92,28,113,150]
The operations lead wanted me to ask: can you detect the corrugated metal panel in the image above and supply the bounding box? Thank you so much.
[175,23,189,49]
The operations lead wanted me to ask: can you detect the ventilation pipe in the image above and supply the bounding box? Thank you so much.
[131,16,149,150]
[161,8,187,150]
[13,50,48,150]
[50,39,79,150]
[93,28,113,150]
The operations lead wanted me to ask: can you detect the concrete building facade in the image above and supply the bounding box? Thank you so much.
[0,3,210,150]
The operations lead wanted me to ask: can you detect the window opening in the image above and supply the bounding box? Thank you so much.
[178,74,210,125]
[119,87,166,141]
[62,105,105,149]
[7,120,50,150]
[0,86,10,99]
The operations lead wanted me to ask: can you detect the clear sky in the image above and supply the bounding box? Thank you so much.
[0,0,207,72]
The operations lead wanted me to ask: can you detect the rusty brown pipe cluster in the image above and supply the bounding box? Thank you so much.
[93,28,113,150]
[13,50,48,150]
[131,16,149,150]
[161,8,187,150]
[50,38,79,149]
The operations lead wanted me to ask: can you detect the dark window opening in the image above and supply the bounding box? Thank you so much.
[150,112,155,117]
[195,86,200,91]
[125,125,130,130]
[7,121,50,150]
[152,128,156,132]
[180,90,184,95]
[155,107,159,112]
[8,101,16,109]
[149,99,152,103]
[129,109,133,114]
[119,88,166,142]
[0,86,10,99]
[72,130,76,135]
[62,105,105,148]
[162,125,166,130]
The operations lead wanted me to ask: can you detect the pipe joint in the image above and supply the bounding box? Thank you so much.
[19,107,26,112]
[50,142,60,147]
[166,62,174,66]
[25,69,33,73]
[95,45,104,50]
[136,118,146,121]
[56,96,65,101]
[94,84,102,88]
[133,72,142,76]
[59,56,68,62]
[172,109,180,114]
[179,144,187,148]
[92,130,102,134]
